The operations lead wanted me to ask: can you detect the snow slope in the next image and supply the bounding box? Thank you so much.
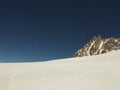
[0,50,120,90]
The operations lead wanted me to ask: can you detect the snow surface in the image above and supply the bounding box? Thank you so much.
[0,50,120,90]
[87,41,95,55]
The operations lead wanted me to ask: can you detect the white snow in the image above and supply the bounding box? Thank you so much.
[115,39,118,42]
[0,50,120,90]
[87,41,95,55]
[94,40,104,55]
[104,39,109,44]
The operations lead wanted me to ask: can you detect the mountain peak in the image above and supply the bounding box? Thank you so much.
[74,36,120,57]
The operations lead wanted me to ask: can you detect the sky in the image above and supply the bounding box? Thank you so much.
[0,0,120,62]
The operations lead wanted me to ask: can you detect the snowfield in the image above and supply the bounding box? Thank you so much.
[0,50,120,90]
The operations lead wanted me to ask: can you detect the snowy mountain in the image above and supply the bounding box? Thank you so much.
[74,35,120,57]
[0,50,120,90]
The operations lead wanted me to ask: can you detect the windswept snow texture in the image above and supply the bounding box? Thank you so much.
[0,50,120,90]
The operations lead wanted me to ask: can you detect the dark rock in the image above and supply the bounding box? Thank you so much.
[74,36,120,57]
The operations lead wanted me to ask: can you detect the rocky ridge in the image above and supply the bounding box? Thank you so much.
[74,36,120,57]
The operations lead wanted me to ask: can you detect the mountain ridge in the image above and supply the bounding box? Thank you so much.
[74,35,120,57]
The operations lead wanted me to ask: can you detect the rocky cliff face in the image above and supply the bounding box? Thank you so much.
[74,36,120,57]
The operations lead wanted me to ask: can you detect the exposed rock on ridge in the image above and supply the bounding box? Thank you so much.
[74,35,120,57]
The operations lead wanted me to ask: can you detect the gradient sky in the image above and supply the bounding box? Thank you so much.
[0,0,120,62]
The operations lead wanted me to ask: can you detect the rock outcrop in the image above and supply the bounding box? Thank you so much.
[74,35,120,57]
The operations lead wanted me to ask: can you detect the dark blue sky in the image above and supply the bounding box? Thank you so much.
[0,0,120,62]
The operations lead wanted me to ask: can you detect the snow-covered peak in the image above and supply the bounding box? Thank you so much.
[74,35,120,57]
